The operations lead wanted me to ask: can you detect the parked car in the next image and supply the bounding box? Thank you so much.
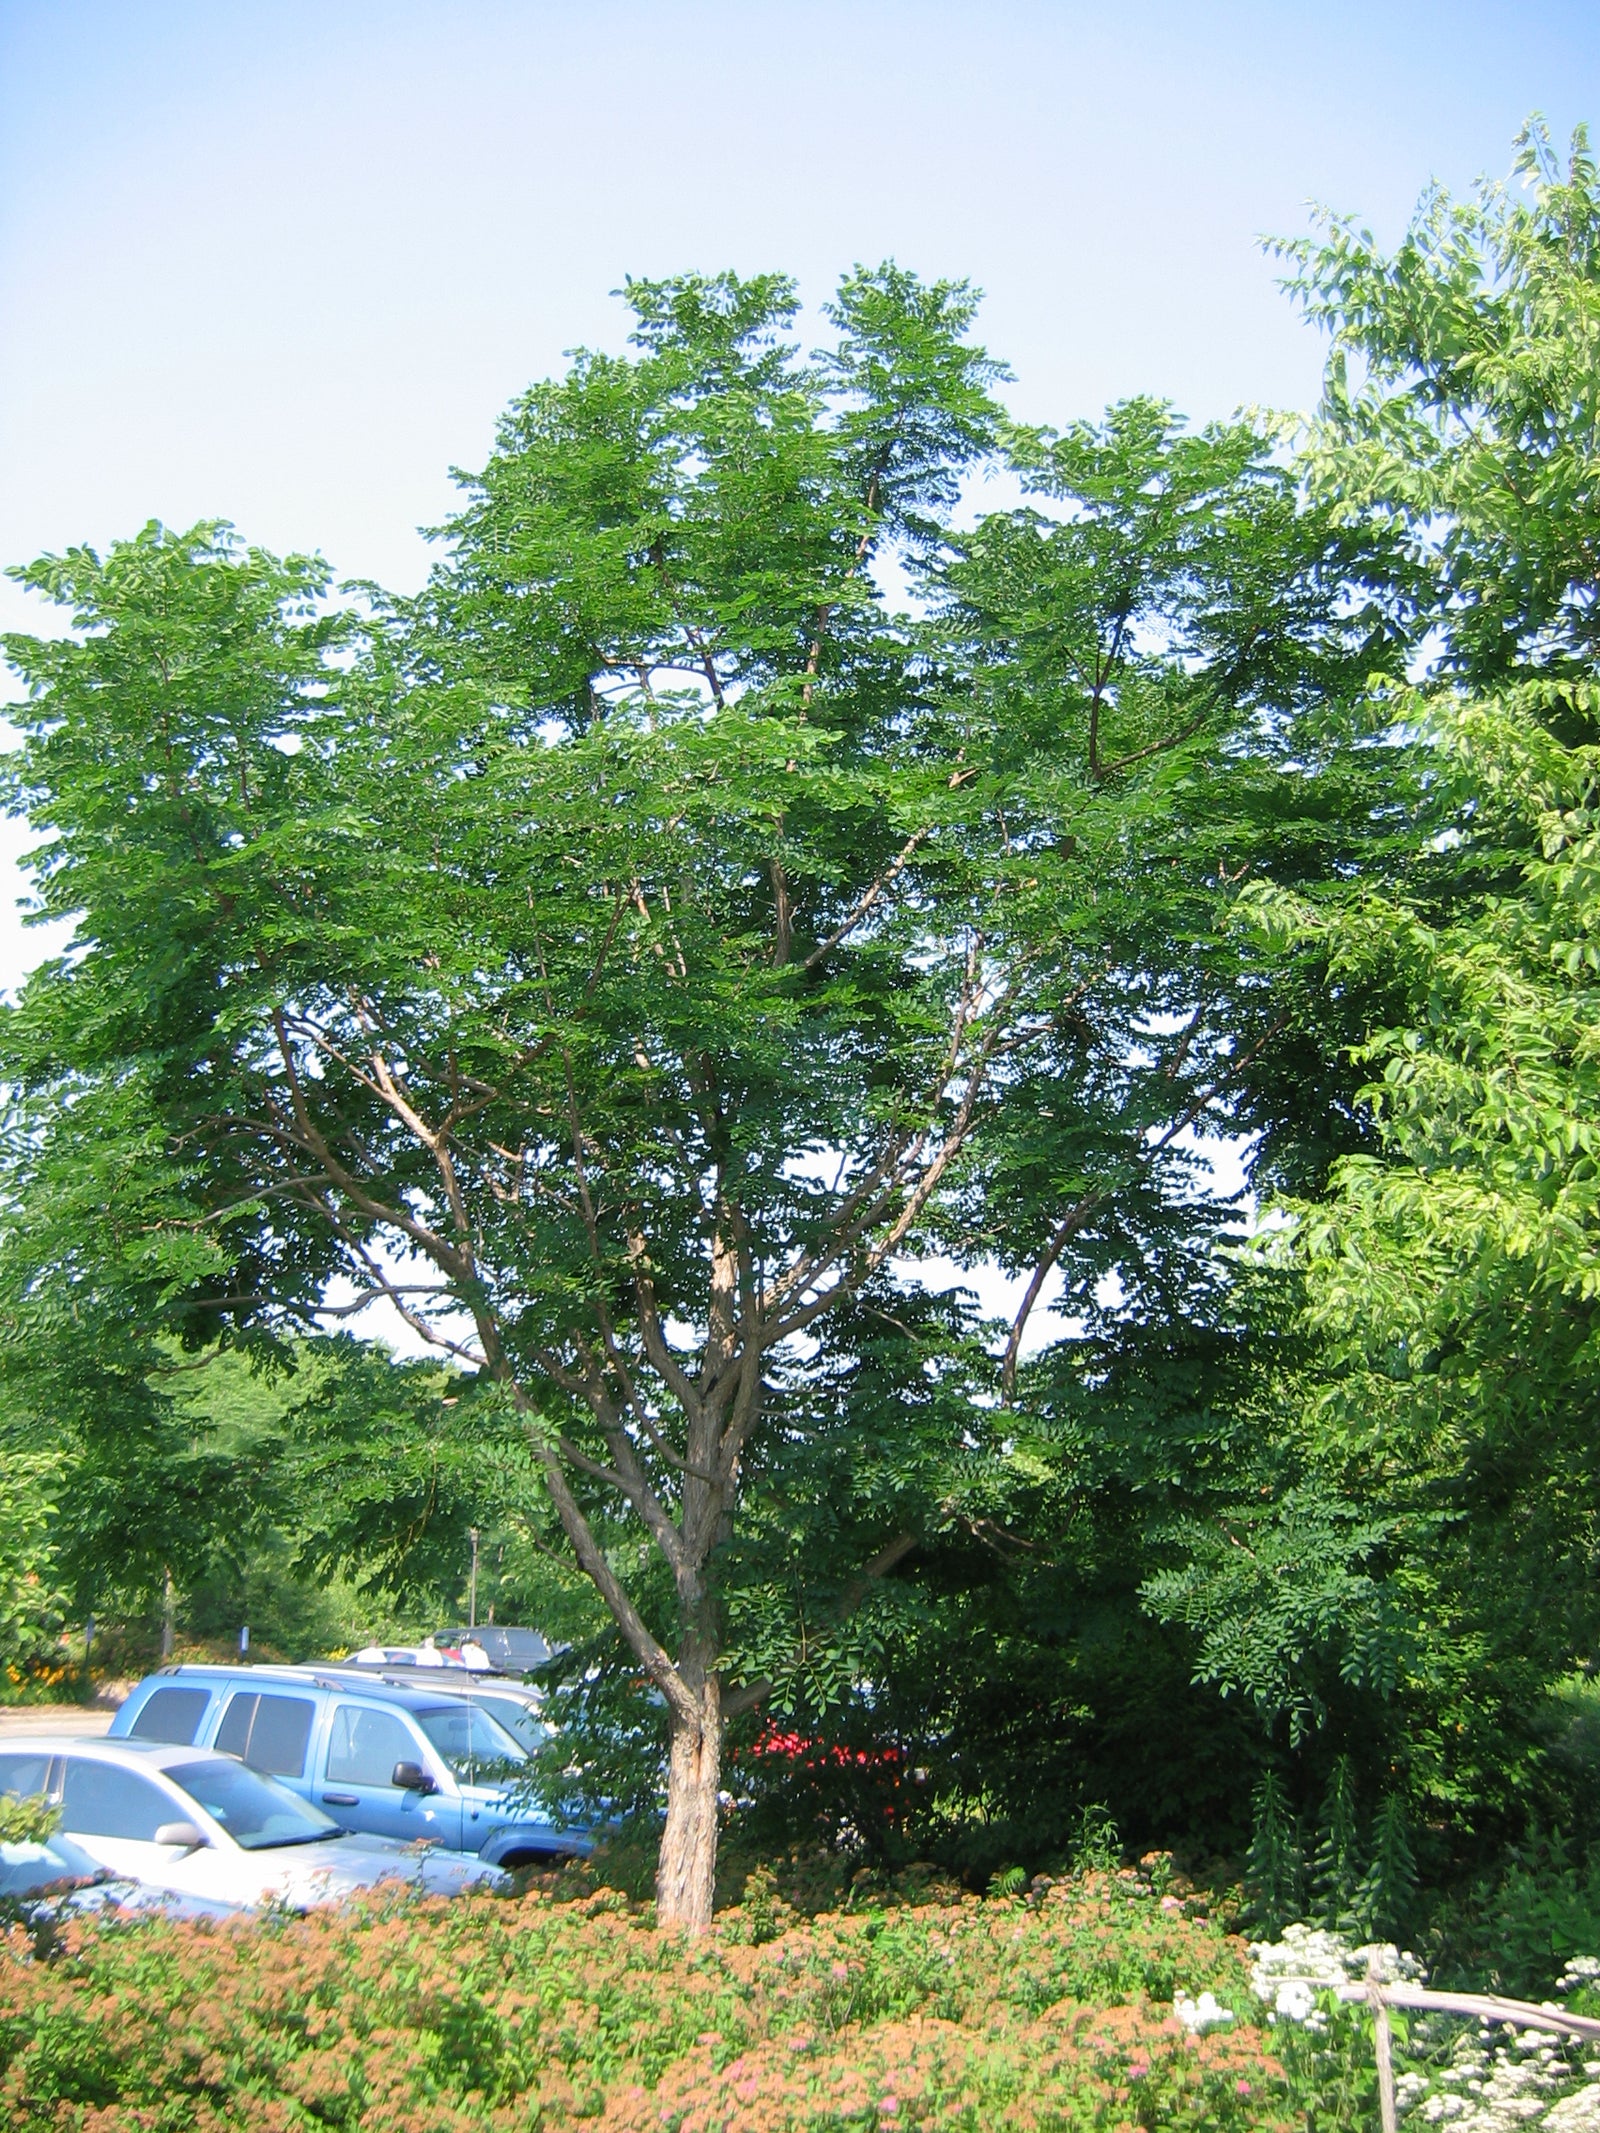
[346,1638,477,1670]
[342,1627,555,1675]
[0,1822,235,1923]
[435,1626,555,1673]
[108,1664,591,1867]
[345,1643,455,1669]
[305,1665,554,1757]
[0,1738,506,1911]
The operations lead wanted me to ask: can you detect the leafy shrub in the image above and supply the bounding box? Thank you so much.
[1427,1827,1600,1997]
[729,1721,918,1866]
[0,1872,1290,2128]
[0,1458,68,1688]
[0,1797,58,1844]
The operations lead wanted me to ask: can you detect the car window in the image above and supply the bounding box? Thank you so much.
[416,1701,530,1779]
[172,1759,338,1851]
[59,1758,174,1842]
[0,1832,107,1895]
[0,1751,55,1801]
[213,1694,251,1759]
[127,1686,212,1746]
[215,1691,315,1778]
[326,1704,418,1788]
[471,1695,551,1754]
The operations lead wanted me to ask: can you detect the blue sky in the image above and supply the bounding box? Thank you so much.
[2,0,1592,1348]
[1,0,1597,996]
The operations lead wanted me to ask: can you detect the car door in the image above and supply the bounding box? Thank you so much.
[316,1700,460,1846]
[52,1755,206,1891]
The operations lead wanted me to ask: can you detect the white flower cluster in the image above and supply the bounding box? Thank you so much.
[1173,1988,1235,2034]
[1246,1928,1600,2129]
[1406,1957,1600,2130]
[1248,1922,1426,2028]
[1413,2026,1593,2130]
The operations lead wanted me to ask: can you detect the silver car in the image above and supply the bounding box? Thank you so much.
[0,1737,508,1912]
[0,1824,235,1923]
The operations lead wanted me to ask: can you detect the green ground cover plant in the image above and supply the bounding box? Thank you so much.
[0,1873,1284,2132]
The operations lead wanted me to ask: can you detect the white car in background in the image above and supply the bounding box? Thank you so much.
[0,1738,509,1912]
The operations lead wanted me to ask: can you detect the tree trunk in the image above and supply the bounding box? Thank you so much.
[656,1674,721,1934]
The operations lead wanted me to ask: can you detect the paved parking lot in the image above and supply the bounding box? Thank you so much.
[0,1704,115,1738]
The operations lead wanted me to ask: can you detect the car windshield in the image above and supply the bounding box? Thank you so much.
[416,1702,527,1781]
[470,1695,552,1755]
[0,1832,111,1896]
[173,1760,342,1851]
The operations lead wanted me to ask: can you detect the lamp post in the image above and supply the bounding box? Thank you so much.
[468,1527,479,1631]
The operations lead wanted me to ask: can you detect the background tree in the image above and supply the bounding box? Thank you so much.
[0,1455,65,1679]
[1144,123,1600,1857]
[0,1309,503,1664]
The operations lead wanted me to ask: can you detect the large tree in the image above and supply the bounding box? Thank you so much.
[1,267,1387,1925]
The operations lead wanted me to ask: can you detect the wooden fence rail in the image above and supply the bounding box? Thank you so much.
[1325,1978,1600,2133]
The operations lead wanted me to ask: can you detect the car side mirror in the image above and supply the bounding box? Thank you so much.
[153,1820,208,1850]
[391,1760,437,1794]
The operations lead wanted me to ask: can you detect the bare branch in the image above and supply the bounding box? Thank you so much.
[756,940,993,1328]
[628,1238,705,1415]
[584,890,629,1001]
[998,1197,1100,1397]
[999,1012,1288,1395]
[313,1283,461,1317]
[801,827,929,971]
[769,952,1014,1346]
[261,1017,473,1280]
[1099,706,1210,778]
[770,855,793,967]
[328,1234,487,1368]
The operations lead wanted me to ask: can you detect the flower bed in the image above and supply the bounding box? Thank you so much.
[0,1871,1289,2129]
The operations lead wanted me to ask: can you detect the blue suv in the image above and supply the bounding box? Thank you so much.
[109,1665,590,1869]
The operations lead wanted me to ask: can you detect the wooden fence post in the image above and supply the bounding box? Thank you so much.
[1369,1983,1398,2133]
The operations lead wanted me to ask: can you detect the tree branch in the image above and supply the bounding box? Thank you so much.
[801,827,929,970]
[721,1529,918,1719]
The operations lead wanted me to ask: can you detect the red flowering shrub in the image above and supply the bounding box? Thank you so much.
[0,1873,1288,2129]
[731,1724,916,1860]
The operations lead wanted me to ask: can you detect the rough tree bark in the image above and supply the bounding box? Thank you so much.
[657,1634,723,1931]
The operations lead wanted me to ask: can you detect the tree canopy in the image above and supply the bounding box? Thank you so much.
[9,127,1600,1932]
